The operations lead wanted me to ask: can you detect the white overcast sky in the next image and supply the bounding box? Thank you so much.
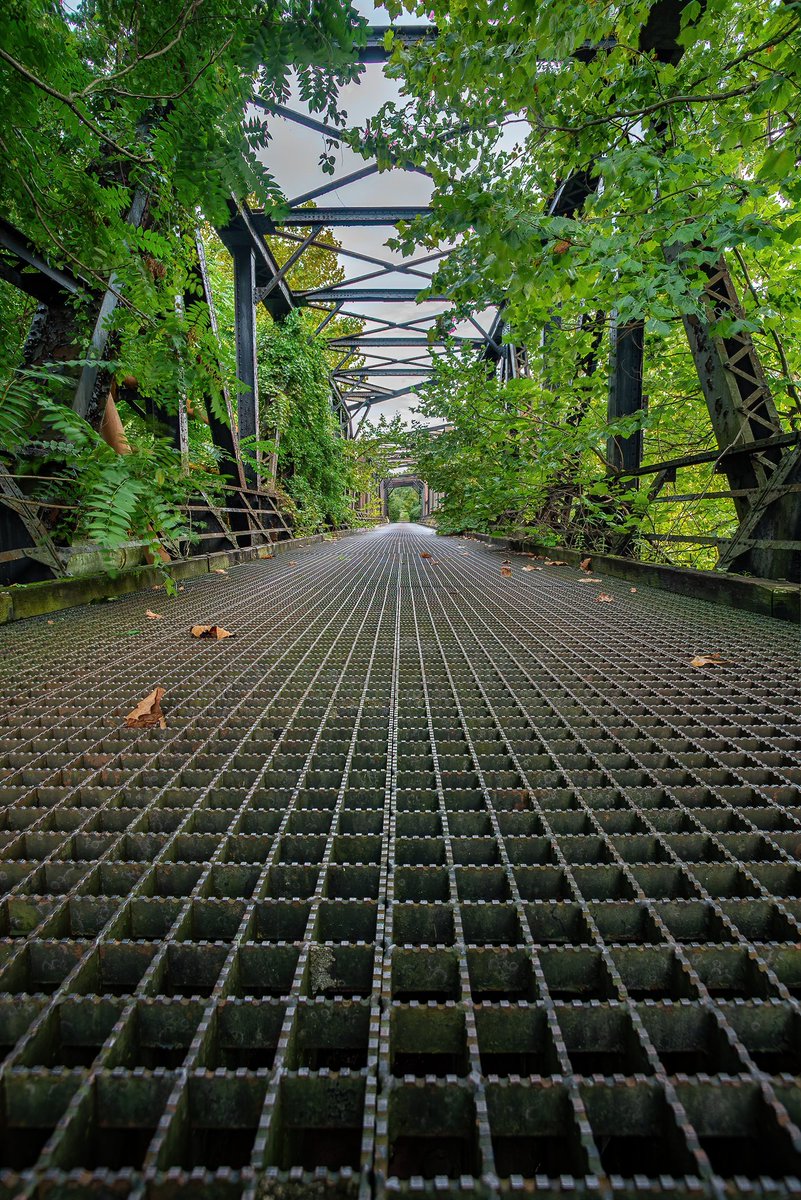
[258,2,501,428]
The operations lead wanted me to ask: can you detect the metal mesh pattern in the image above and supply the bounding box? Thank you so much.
[0,524,799,1199]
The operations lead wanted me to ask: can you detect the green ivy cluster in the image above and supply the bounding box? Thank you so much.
[257,310,398,534]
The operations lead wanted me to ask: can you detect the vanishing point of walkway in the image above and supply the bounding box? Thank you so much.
[0,523,799,1198]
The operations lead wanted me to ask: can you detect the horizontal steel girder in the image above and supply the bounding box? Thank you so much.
[300,289,439,303]
[358,25,434,61]
[327,337,481,347]
[253,208,431,230]
[335,367,434,377]
[0,218,83,300]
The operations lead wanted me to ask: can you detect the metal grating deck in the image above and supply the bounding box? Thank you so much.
[0,523,799,1200]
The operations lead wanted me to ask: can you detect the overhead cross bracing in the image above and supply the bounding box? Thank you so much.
[216,26,507,432]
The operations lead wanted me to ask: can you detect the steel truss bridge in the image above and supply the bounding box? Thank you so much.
[207,13,801,585]
[0,5,800,1197]
[2,13,800,582]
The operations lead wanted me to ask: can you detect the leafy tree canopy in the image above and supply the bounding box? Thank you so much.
[0,0,373,561]
[364,0,801,564]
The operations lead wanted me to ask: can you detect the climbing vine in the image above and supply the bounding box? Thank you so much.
[257,310,399,534]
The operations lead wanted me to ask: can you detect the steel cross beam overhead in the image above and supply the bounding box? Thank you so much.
[327,338,482,348]
[252,207,432,230]
[298,288,442,304]
[216,25,506,429]
[269,228,447,281]
[335,367,434,377]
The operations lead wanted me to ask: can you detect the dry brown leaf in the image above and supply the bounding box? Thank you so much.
[522,565,543,572]
[47,620,54,625]
[125,687,166,730]
[630,587,637,594]
[287,560,298,566]
[690,653,729,668]
[596,593,614,603]
[579,577,603,583]
[145,610,163,620]
[501,560,512,577]
[544,559,568,566]
[579,557,592,572]
[420,551,433,559]
[212,568,228,576]
[191,625,234,640]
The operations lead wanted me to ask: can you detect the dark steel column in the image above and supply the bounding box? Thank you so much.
[233,244,259,486]
[607,319,645,475]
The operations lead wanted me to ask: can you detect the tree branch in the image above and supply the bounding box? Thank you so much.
[79,0,206,96]
[534,81,763,135]
[0,47,150,165]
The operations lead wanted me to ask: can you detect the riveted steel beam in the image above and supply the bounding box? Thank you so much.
[253,208,431,230]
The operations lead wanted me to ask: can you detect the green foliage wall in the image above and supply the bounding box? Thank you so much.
[0,0,364,559]
[366,0,801,568]
[387,485,422,522]
[257,311,354,534]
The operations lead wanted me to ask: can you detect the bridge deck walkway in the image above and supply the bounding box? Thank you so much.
[0,523,798,1197]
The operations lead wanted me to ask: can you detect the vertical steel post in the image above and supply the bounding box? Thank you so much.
[233,244,259,487]
[607,319,645,475]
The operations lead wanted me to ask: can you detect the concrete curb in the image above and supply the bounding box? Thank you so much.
[463,532,800,623]
[0,528,368,624]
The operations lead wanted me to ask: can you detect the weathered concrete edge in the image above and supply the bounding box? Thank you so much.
[463,532,801,624]
[0,528,367,625]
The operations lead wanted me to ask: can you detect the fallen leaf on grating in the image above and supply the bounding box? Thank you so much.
[579,557,592,572]
[145,610,163,620]
[690,653,729,667]
[191,625,234,640]
[544,559,568,566]
[212,568,228,576]
[579,577,603,583]
[596,593,614,602]
[125,687,166,730]
[288,560,298,566]
[522,565,543,572]
[501,560,512,577]
[47,620,54,625]
[630,587,637,593]
[420,551,433,559]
